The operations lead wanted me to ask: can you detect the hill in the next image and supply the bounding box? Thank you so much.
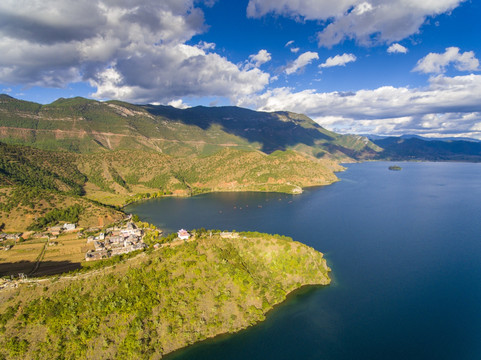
[0,142,124,231]
[0,139,342,230]
[0,232,330,359]
[0,94,380,159]
[77,147,343,206]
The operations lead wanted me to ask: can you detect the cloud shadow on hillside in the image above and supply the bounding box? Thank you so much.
[143,105,335,154]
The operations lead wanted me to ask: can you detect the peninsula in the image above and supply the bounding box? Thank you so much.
[0,231,330,359]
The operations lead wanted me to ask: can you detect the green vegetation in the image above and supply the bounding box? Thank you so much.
[0,142,85,195]
[27,204,83,231]
[0,233,330,359]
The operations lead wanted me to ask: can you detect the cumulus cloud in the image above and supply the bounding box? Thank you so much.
[387,43,408,54]
[238,74,481,139]
[320,53,356,68]
[285,51,319,75]
[90,44,269,103]
[246,0,465,47]
[0,0,270,103]
[168,99,190,109]
[414,47,480,74]
[290,47,300,53]
[245,49,272,70]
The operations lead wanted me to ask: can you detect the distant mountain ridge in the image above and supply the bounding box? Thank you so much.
[363,133,481,143]
[372,136,481,161]
[0,94,380,160]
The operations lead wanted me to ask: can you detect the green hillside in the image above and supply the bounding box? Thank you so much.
[77,147,343,206]
[0,142,85,194]
[0,95,380,159]
[0,141,342,229]
[0,232,330,359]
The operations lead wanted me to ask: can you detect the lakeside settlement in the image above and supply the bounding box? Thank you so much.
[85,221,146,261]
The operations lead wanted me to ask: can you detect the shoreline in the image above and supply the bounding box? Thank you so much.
[163,282,330,359]
[121,175,344,210]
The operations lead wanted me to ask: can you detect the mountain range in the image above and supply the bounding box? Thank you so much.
[0,94,379,159]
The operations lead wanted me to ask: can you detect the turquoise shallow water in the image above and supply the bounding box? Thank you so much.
[125,162,481,360]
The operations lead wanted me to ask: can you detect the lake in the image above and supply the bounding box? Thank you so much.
[125,162,481,360]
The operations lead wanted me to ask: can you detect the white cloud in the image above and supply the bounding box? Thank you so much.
[247,0,354,20]
[320,53,356,68]
[354,2,374,15]
[387,43,408,54]
[0,0,271,103]
[285,51,319,75]
[90,44,270,103]
[245,49,272,69]
[196,41,216,51]
[414,47,480,74]
[238,74,481,139]
[168,99,189,109]
[247,0,465,47]
[285,40,300,53]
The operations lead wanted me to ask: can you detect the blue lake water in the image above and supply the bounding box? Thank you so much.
[125,162,481,360]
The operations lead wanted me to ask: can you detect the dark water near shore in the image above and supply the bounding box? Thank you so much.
[125,162,481,360]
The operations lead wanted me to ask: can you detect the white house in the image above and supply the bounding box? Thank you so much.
[63,223,76,231]
[177,229,190,240]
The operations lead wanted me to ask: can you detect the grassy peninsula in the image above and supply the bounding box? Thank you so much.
[0,232,330,359]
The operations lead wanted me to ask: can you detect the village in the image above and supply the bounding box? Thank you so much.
[0,210,247,284]
[85,221,147,261]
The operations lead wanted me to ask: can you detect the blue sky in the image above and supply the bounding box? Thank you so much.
[0,0,480,138]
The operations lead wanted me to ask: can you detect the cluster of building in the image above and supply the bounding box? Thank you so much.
[85,222,146,261]
[0,233,22,251]
[0,233,22,242]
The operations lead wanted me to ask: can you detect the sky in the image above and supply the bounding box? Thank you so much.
[0,0,480,139]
